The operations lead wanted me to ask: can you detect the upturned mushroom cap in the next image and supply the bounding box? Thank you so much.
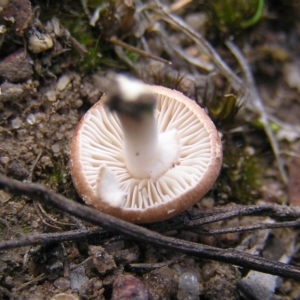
[70,84,222,223]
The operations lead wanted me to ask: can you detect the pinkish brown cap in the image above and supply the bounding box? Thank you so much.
[70,77,222,223]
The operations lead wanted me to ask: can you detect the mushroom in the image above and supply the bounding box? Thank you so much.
[70,75,222,223]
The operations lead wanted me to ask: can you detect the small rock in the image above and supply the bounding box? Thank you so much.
[1,0,33,36]
[26,112,46,125]
[0,82,24,102]
[79,278,104,299]
[53,277,71,291]
[51,143,60,153]
[0,49,33,82]
[40,156,54,168]
[11,117,22,129]
[199,197,215,209]
[143,266,177,300]
[57,74,73,91]
[7,160,28,179]
[0,156,10,164]
[177,271,200,300]
[51,293,79,300]
[28,32,53,53]
[70,265,89,291]
[46,90,57,102]
[89,245,117,275]
[74,99,83,108]
[111,274,148,300]
[238,271,276,300]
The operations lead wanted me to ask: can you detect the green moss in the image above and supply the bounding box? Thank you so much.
[125,50,139,63]
[252,119,280,133]
[12,196,19,203]
[215,142,262,205]
[81,39,103,72]
[48,169,63,185]
[39,0,122,73]
[22,227,31,234]
[209,0,264,31]
[207,93,241,128]
[43,156,67,189]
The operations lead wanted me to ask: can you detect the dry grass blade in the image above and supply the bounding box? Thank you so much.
[225,40,288,184]
[153,0,245,91]
[109,37,172,65]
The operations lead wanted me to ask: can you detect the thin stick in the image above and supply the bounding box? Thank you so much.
[14,273,46,292]
[191,219,300,235]
[28,150,42,182]
[109,37,172,65]
[186,204,300,227]
[129,256,184,269]
[70,256,93,271]
[0,174,300,280]
[0,227,107,251]
[148,204,300,233]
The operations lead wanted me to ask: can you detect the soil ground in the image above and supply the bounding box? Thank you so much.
[0,0,300,299]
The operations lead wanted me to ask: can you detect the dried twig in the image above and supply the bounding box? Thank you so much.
[33,200,62,230]
[14,273,46,292]
[0,174,300,280]
[186,204,300,227]
[28,150,42,182]
[69,256,93,271]
[0,227,107,251]
[129,256,184,270]
[146,204,300,233]
[190,219,300,235]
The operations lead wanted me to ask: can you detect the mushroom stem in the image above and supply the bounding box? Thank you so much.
[106,75,180,180]
[117,110,159,179]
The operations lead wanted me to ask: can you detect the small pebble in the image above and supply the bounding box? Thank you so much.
[46,90,57,102]
[70,265,89,291]
[89,245,117,275]
[111,274,148,300]
[11,117,22,129]
[53,277,71,291]
[57,74,73,91]
[28,33,53,53]
[177,271,200,300]
[51,293,79,300]
[51,143,60,153]
[0,49,33,82]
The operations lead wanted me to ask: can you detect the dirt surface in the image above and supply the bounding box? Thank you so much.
[0,0,300,299]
